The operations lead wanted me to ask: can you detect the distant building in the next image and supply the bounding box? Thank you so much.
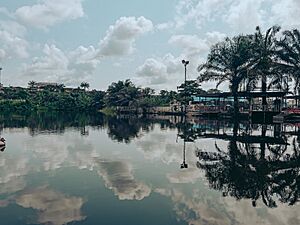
[29,82,62,91]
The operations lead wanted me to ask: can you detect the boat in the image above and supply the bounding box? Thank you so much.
[273,108,300,123]
[0,137,5,147]
[285,108,300,120]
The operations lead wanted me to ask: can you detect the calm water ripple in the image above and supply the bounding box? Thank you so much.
[0,112,299,225]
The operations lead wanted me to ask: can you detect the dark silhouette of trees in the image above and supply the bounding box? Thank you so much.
[177,80,205,105]
[248,26,281,110]
[105,79,141,107]
[198,35,254,115]
[80,82,90,91]
[277,29,300,100]
[196,130,300,208]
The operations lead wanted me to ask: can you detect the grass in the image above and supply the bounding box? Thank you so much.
[100,107,116,116]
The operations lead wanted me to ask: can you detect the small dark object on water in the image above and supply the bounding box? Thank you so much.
[0,137,6,147]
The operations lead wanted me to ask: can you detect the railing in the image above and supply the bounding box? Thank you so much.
[250,104,281,112]
[188,105,229,113]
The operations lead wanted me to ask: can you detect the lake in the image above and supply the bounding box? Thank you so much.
[0,112,299,225]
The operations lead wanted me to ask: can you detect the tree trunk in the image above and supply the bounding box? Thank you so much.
[262,74,267,111]
[260,124,267,160]
[233,87,239,116]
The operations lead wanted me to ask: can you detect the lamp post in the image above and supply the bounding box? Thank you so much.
[180,140,188,169]
[181,60,189,84]
[0,67,2,88]
[181,60,189,115]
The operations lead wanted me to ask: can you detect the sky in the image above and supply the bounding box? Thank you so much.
[0,0,299,91]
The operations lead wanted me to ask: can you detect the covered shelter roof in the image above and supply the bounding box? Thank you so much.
[195,91,288,98]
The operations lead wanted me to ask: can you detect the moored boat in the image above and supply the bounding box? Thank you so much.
[0,137,5,147]
[273,108,300,123]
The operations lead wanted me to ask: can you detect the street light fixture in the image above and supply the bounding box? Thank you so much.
[182,60,189,84]
[0,67,2,87]
[181,60,189,114]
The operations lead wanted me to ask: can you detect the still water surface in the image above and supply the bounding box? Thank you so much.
[0,113,299,225]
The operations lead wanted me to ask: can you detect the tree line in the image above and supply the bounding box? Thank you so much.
[0,26,299,113]
[0,78,207,112]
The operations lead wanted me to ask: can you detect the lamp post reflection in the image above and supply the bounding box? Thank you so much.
[180,140,188,169]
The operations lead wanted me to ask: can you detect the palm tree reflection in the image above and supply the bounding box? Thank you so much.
[196,134,300,208]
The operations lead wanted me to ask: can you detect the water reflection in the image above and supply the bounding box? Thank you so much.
[16,186,86,225]
[195,122,300,208]
[1,112,300,224]
[97,159,151,200]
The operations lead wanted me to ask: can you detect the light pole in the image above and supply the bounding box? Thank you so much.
[180,140,188,169]
[181,60,189,84]
[0,67,3,90]
[181,60,189,115]
[0,67,2,86]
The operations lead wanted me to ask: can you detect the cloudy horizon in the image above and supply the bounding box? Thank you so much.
[0,0,299,91]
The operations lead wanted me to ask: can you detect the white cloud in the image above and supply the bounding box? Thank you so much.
[0,49,6,60]
[134,127,195,165]
[156,22,175,31]
[16,186,86,225]
[167,168,202,184]
[18,15,154,84]
[172,0,270,33]
[159,187,300,225]
[22,44,100,85]
[174,0,230,29]
[0,20,27,37]
[135,32,225,89]
[168,34,210,57]
[22,44,69,81]
[97,160,151,200]
[224,0,265,33]
[98,16,153,57]
[0,7,12,18]
[205,31,227,44]
[135,53,183,89]
[136,58,167,78]
[0,29,29,58]
[15,0,85,29]
[270,0,300,29]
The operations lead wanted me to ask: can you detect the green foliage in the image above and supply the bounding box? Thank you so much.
[100,107,117,116]
[198,26,284,113]
[105,79,141,107]
[207,88,221,94]
[0,86,105,112]
[277,29,300,94]
[177,80,205,104]
[80,82,90,91]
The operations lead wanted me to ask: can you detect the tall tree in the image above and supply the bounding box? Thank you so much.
[277,29,300,97]
[80,82,90,91]
[177,80,205,105]
[105,79,141,107]
[248,26,281,110]
[198,35,254,115]
[28,81,36,90]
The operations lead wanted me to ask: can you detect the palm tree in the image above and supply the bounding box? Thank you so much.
[80,82,90,91]
[57,84,65,92]
[198,35,254,115]
[247,26,281,110]
[28,81,36,90]
[277,29,300,105]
